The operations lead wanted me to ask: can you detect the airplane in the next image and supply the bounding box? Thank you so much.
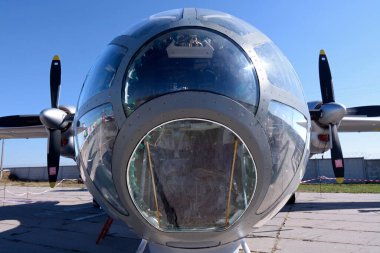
[1,8,380,253]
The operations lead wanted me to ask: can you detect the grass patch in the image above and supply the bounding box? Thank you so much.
[298,183,380,193]
[0,170,85,188]
[0,180,85,188]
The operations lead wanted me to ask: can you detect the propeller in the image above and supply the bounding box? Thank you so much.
[0,55,73,187]
[40,55,69,188]
[50,55,61,108]
[318,50,345,183]
[346,106,380,117]
[319,50,335,104]
[329,125,344,183]
[0,115,42,127]
[313,50,380,183]
[0,56,64,132]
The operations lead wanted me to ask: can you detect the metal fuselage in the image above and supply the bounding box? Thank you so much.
[74,8,311,250]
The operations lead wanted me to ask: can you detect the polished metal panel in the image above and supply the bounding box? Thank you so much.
[258,101,308,213]
[75,103,128,215]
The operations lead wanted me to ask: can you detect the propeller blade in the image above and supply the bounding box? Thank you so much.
[0,115,42,127]
[346,105,380,117]
[319,50,335,103]
[329,124,344,183]
[50,55,61,108]
[47,129,61,188]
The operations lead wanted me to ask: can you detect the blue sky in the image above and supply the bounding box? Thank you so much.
[1,0,380,166]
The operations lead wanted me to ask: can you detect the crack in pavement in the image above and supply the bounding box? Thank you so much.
[271,205,293,253]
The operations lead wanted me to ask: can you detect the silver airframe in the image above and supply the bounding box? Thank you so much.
[1,8,380,253]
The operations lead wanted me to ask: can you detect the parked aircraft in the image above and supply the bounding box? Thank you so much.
[1,8,380,253]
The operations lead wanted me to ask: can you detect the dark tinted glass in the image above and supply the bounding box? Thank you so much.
[123,28,258,116]
[78,45,126,107]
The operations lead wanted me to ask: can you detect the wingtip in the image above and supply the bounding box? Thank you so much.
[53,55,60,61]
[320,49,326,55]
[336,177,344,184]
[49,182,56,188]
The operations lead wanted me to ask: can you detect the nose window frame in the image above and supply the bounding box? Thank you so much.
[127,118,257,232]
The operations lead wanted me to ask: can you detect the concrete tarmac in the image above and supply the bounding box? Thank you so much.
[1,185,380,253]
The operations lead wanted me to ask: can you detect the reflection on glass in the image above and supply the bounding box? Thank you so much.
[76,104,128,215]
[78,45,126,107]
[258,101,308,213]
[127,119,256,231]
[255,43,304,100]
[123,28,258,116]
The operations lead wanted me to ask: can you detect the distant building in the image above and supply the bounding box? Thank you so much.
[3,165,79,181]
[305,158,380,183]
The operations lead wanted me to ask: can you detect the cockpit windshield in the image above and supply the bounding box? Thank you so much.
[123,28,259,116]
[255,43,304,99]
[78,45,126,108]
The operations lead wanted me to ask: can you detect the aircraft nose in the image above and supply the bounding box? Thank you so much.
[112,91,271,232]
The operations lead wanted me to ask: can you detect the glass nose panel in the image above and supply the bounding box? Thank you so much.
[127,119,256,231]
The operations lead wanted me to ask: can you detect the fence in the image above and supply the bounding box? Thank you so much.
[2,165,79,181]
[304,158,380,183]
[2,158,380,183]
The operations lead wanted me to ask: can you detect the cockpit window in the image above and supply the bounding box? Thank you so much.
[255,43,304,100]
[78,45,126,108]
[123,28,259,116]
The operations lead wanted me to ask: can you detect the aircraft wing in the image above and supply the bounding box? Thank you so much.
[0,125,48,139]
[338,117,380,132]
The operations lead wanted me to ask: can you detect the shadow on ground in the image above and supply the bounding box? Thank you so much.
[282,201,380,212]
[0,199,145,253]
